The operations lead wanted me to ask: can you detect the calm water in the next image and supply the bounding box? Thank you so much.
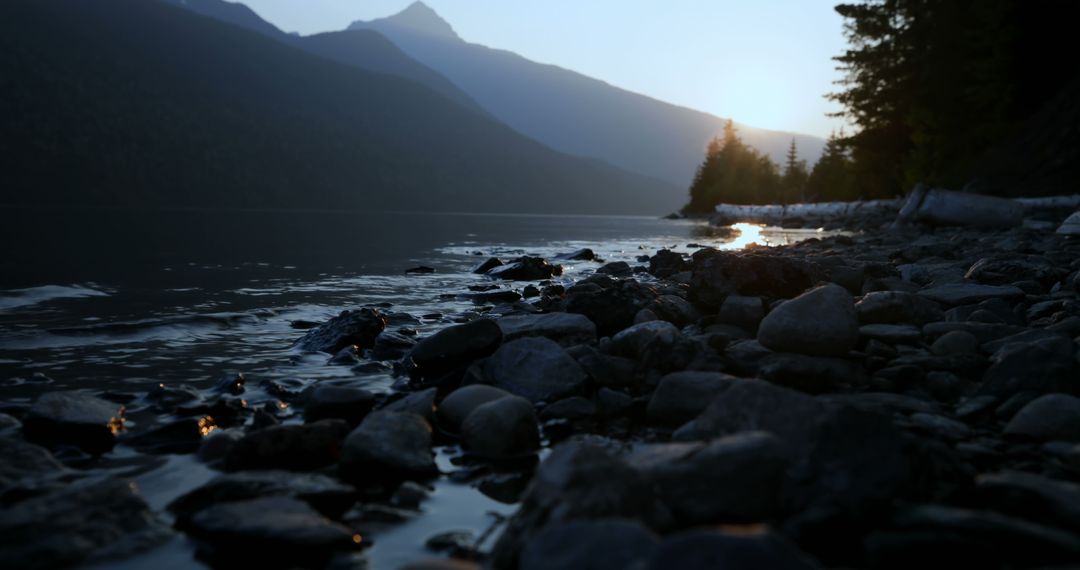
[0,207,824,568]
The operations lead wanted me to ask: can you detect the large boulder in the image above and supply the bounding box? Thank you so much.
[22,391,125,454]
[628,432,789,524]
[0,478,172,570]
[340,411,437,482]
[673,379,825,444]
[303,385,376,427]
[496,313,597,347]
[757,284,859,357]
[689,250,822,309]
[460,395,540,458]
[485,337,588,403]
[855,291,944,325]
[405,319,503,382]
[1003,394,1080,441]
[979,336,1078,397]
[565,279,657,337]
[292,308,386,353]
[520,519,659,570]
[437,385,514,433]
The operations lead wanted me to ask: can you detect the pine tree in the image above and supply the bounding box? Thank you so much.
[806,131,856,202]
[781,139,809,203]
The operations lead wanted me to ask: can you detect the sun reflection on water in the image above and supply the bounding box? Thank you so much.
[721,222,766,250]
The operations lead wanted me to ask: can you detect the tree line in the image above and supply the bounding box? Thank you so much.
[685,0,1080,212]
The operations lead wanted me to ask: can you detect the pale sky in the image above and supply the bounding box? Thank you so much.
[241,0,850,138]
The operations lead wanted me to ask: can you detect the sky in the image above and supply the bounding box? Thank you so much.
[241,1,850,138]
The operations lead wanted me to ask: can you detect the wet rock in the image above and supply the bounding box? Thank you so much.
[437,385,513,433]
[923,321,1024,344]
[0,478,172,570]
[522,285,540,298]
[461,395,540,458]
[487,256,561,280]
[689,250,823,309]
[644,528,820,570]
[125,416,216,454]
[490,439,664,568]
[855,291,944,325]
[340,411,437,482]
[371,330,418,361]
[520,519,658,570]
[425,529,475,557]
[144,383,202,411]
[758,352,863,393]
[406,266,436,274]
[908,412,971,440]
[646,371,737,427]
[930,330,980,355]
[496,313,597,347]
[610,320,682,360]
[472,257,503,274]
[596,388,634,418]
[405,319,503,383]
[390,481,432,510]
[471,290,522,304]
[183,497,361,565]
[168,470,356,523]
[629,432,789,524]
[981,327,1072,354]
[648,249,689,279]
[979,336,1078,396]
[965,256,1066,287]
[1003,394,1080,441]
[382,387,437,422]
[0,436,65,488]
[292,308,386,354]
[402,560,480,570]
[568,345,638,389]
[486,337,588,403]
[975,471,1080,535]
[859,324,922,344]
[758,284,858,357]
[596,261,632,277]
[718,295,765,332]
[565,279,657,337]
[917,283,1025,306]
[197,428,244,465]
[303,386,376,427]
[22,391,125,455]
[864,504,1080,568]
[212,371,246,395]
[557,248,596,261]
[224,419,349,472]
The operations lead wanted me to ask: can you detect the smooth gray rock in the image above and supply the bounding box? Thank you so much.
[923,321,1024,343]
[917,283,1025,305]
[168,470,356,522]
[674,379,825,444]
[461,395,539,458]
[521,519,658,570]
[437,385,512,432]
[371,330,417,360]
[931,330,980,355]
[646,371,738,427]
[859,323,922,344]
[856,291,944,325]
[980,336,1079,396]
[540,396,597,421]
[629,432,789,524]
[496,313,597,347]
[406,319,503,381]
[1004,394,1080,441]
[757,284,858,357]
[649,295,699,327]
[1057,210,1080,235]
[22,391,125,454]
[303,385,376,427]
[0,478,172,570]
[976,471,1080,535]
[609,320,682,359]
[382,387,437,422]
[341,411,437,481]
[0,436,65,488]
[486,337,588,403]
[758,352,863,393]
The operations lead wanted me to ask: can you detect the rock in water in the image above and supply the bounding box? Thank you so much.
[303,386,376,427]
[757,284,858,357]
[340,411,437,483]
[22,391,125,454]
[485,337,589,403]
[520,519,659,570]
[168,470,356,523]
[0,478,173,570]
[0,436,66,487]
[437,385,514,433]
[405,319,503,382]
[292,308,386,353]
[496,313,597,347]
[460,395,540,458]
[486,256,561,280]
[648,249,689,279]
[183,496,361,565]
[224,419,350,471]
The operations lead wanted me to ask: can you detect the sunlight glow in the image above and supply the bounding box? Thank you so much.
[720,222,766,250]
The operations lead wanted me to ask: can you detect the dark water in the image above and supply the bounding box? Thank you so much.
[0,207,824,568]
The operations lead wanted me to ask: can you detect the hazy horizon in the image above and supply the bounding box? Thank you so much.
[240,0,850,139]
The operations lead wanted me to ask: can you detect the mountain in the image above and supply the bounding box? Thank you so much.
[0,0,679,214]
[162,0,480,112]
[350,2,826,187]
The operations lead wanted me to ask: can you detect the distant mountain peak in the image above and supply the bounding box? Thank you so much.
[356,1,459,41]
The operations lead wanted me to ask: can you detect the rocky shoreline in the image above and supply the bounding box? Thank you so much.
[3,210,1080,569]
